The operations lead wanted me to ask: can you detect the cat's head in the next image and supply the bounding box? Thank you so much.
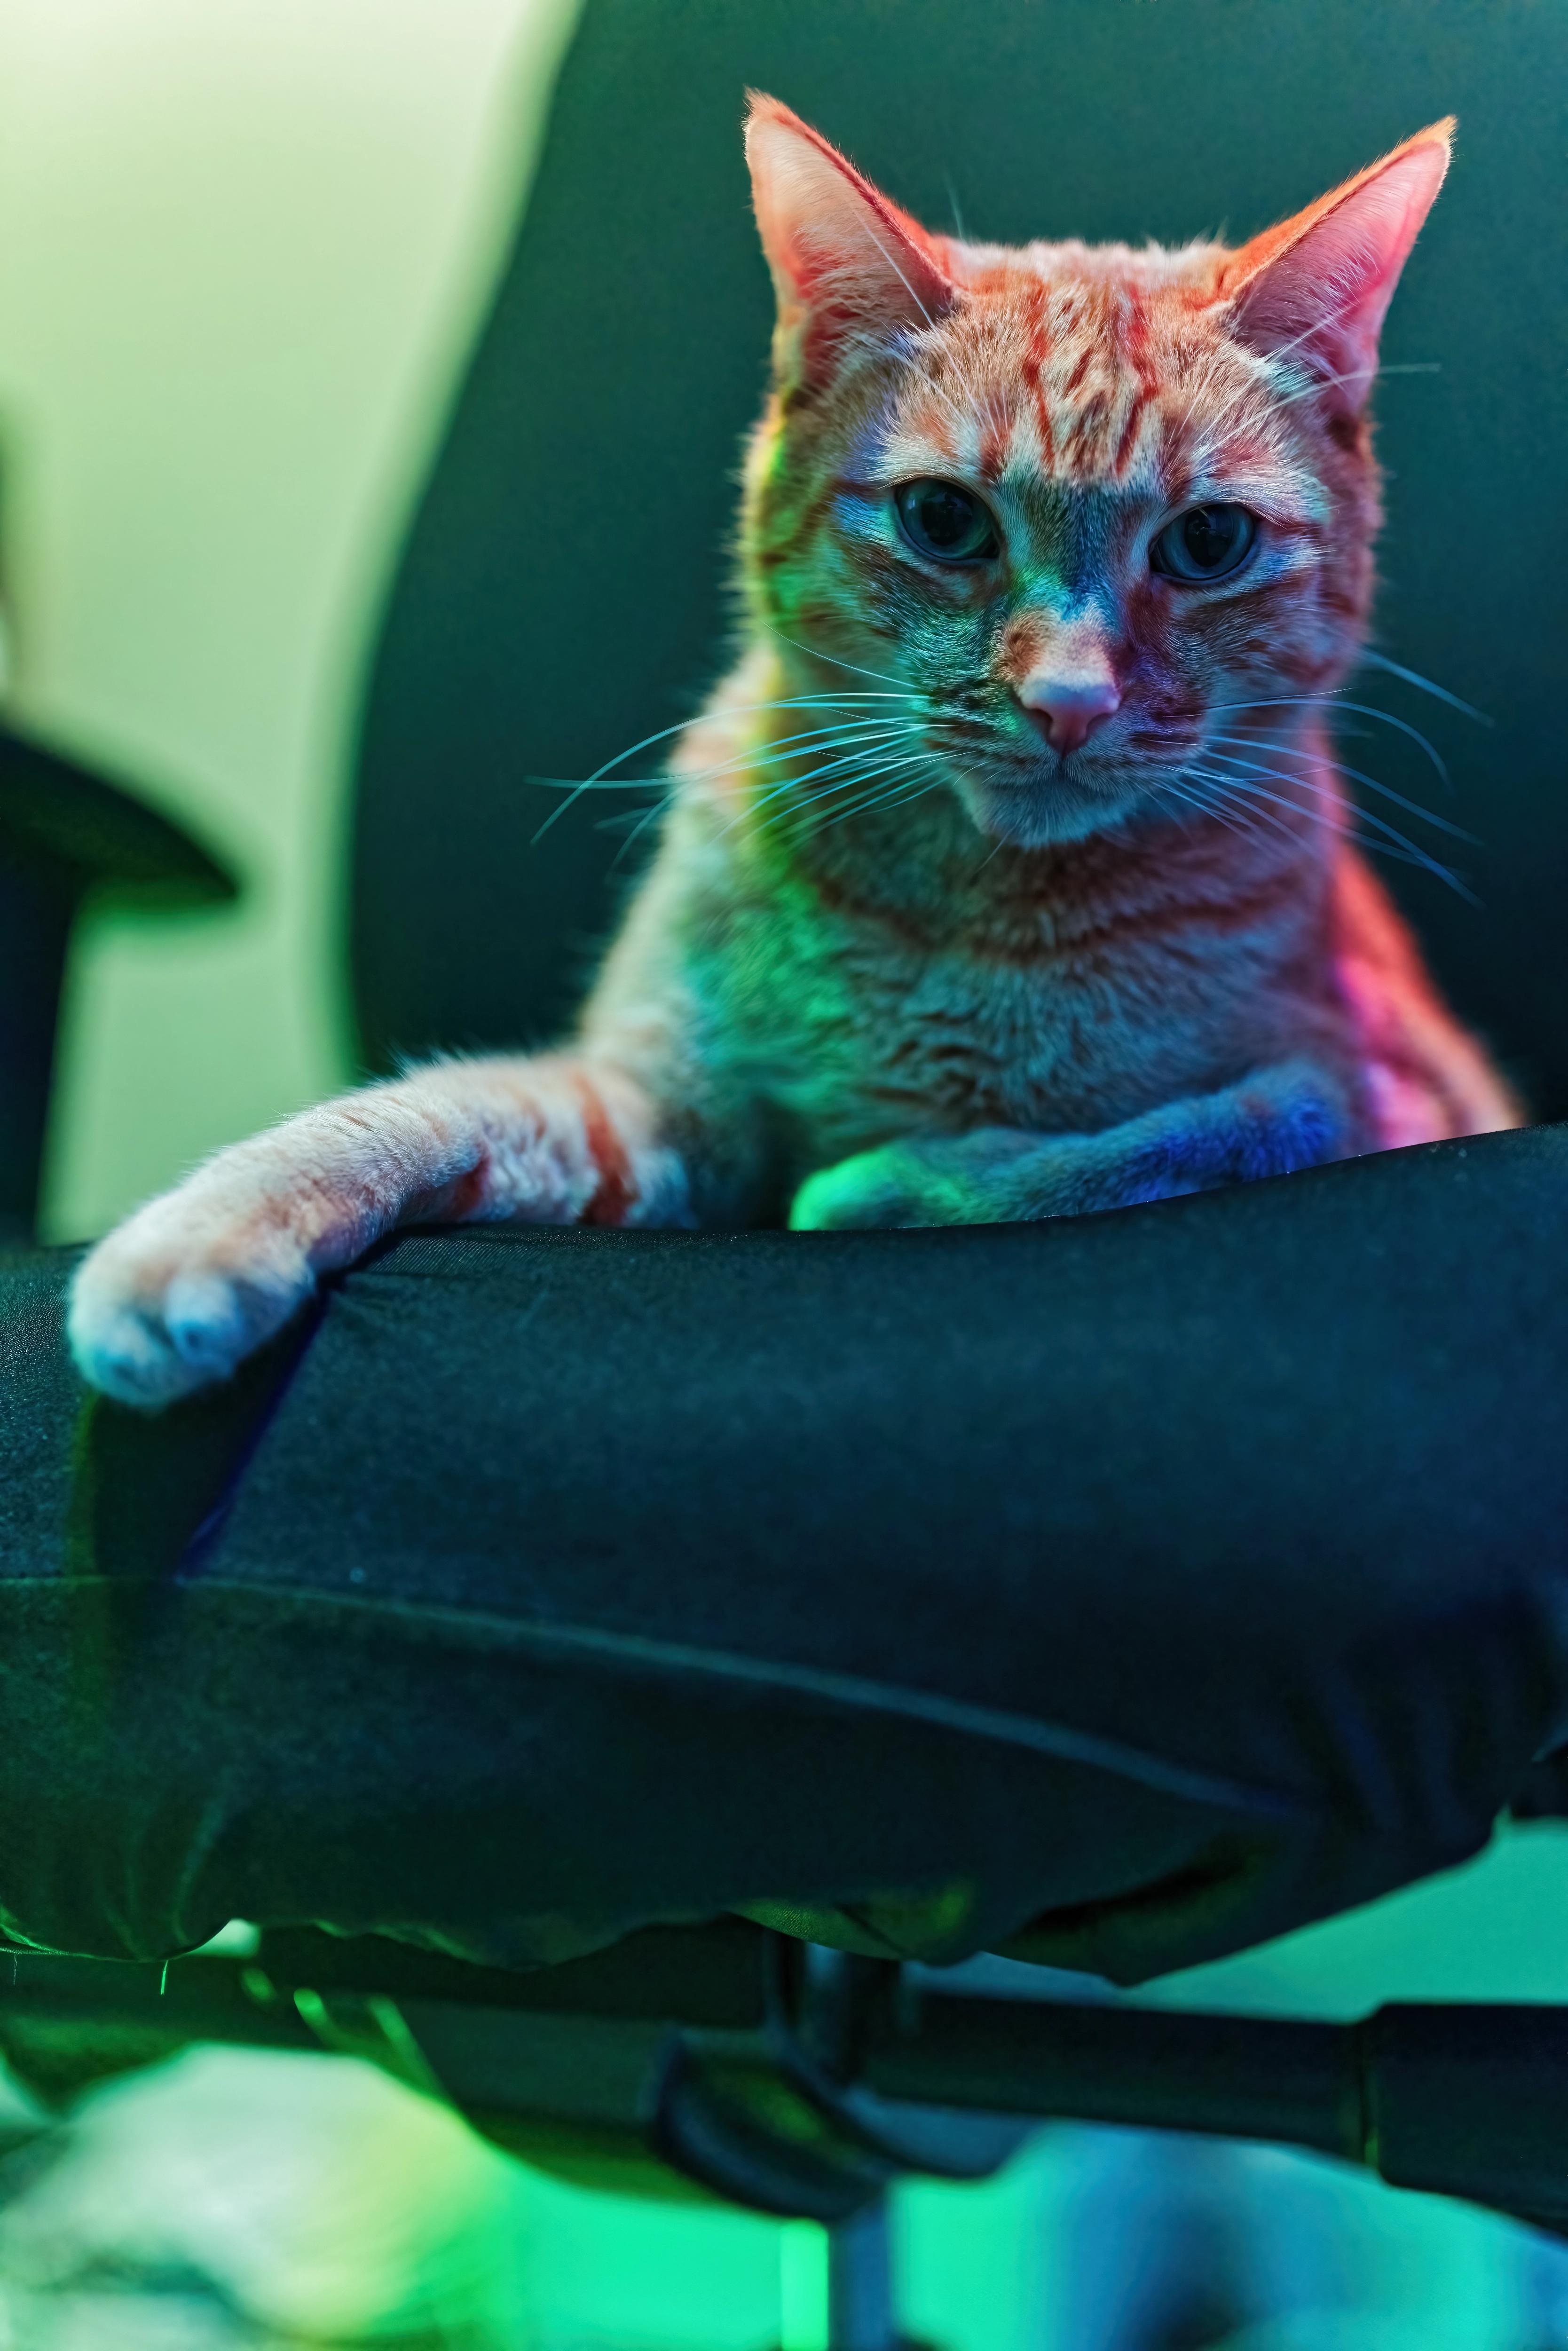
[741,96,1450,850]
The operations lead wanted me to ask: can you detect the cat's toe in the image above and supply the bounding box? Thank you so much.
[69,1231,311,1410]
[789,1148,926,1231]
[68,1294,207,1409]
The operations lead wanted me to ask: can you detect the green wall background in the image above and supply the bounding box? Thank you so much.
[0,0,579,1243]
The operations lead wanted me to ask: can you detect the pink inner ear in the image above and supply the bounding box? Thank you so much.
[745,95,953,382]
[1227,131,1450,397]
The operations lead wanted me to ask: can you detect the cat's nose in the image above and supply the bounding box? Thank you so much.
[1016,669,1122,756]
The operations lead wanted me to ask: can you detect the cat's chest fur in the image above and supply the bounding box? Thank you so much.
[689,827,1344,1165]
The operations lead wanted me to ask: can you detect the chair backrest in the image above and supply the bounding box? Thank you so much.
[350,0,1568,1116]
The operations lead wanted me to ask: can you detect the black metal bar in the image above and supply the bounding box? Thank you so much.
[866,1993,1568,2231]
[865,1991,1365,2166]
[1361,2004,1568,2230]
[257,1919,769,2027]
[9,1935,1568,2235]
[0,862,71,1234]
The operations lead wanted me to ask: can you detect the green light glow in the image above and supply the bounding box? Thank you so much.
[778,2218,831,2351]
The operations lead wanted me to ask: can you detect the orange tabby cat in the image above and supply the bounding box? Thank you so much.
[71,97,1520,1407]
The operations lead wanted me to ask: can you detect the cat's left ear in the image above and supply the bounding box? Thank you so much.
[1219,120,1453,410]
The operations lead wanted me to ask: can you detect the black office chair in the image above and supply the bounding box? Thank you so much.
[0,725,234,1240]
[2,6,1568,2344]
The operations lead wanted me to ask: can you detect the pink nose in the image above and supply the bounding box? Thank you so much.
[1017,673,1122,756]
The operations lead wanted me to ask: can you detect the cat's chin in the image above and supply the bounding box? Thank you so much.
[953,772,1145,850]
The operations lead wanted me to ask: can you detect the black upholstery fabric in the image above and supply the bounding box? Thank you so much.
[3,1123,1565,1977]
[354,0,1568,1109]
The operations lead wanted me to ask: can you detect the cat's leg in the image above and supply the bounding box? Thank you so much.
[69,1055,693,1408]
[789,1057,1359,1230]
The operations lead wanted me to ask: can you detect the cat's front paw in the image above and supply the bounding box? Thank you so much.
[790,1129,1050,1230]
[68,1184,319,1411]
[788,1142,948,1231]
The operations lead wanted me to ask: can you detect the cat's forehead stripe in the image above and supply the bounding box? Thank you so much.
[882,339,1168,494]
[932,279,1182,491]
[855,276,1327,515]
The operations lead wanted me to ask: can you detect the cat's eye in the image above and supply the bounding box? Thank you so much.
[1150,504,1257,584]
[895,479,1000,565]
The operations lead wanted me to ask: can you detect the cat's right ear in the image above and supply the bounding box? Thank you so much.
[745,94,954,394]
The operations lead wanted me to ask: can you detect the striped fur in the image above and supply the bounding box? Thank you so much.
[70,99,1521,1405]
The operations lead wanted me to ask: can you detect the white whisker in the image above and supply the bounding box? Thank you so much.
[859,228,973,431]
[1205,734,1476,843]
[1211,696,1451,786]
[528,695,921,843]
[772,751,945,844]
[1269,359,1441,413]
[1156,772,1259,842]
[533,717,920,796]
[529,729,918,850]
[769,630,917,693]
[801,768,946,840]
[1184,767,1310,850]
[1191,757,1475,900]
[711,740,935,846]
[1358,649,1491,726]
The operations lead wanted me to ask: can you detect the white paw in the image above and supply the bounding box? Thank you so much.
[68,1188,318,1411]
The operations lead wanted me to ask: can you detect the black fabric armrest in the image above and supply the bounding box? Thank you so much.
[2,1123,1566,1979]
